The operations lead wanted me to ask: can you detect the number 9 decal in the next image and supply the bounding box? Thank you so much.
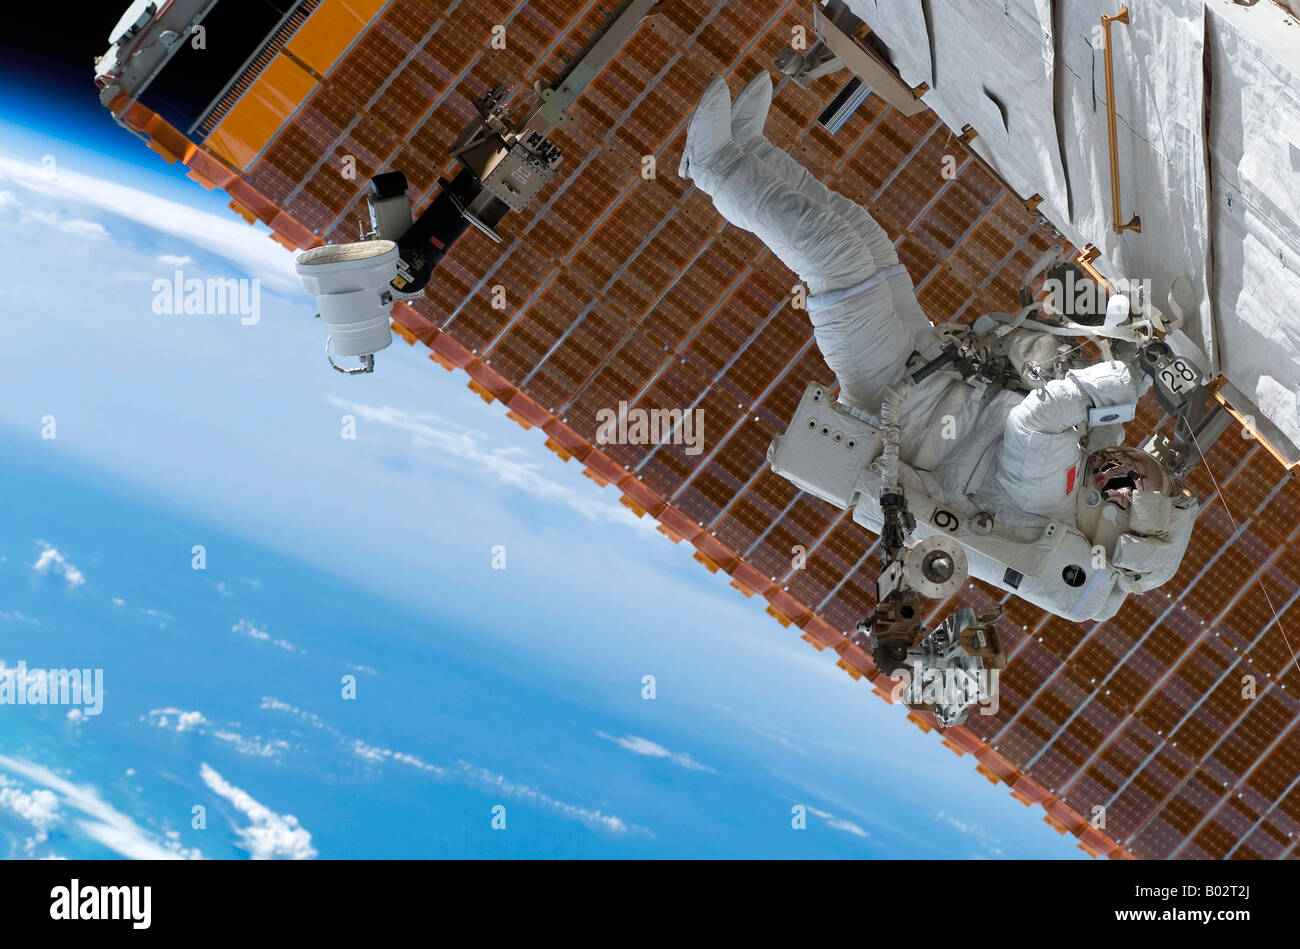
[933,510,961,532]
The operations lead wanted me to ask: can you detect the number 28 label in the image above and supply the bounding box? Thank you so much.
[1159,358,1198,394]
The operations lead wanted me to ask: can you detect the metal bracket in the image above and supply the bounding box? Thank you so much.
[775,41,844,87]
[777,1,929,116]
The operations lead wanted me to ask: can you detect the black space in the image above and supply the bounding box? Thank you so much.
[1,7,124,113]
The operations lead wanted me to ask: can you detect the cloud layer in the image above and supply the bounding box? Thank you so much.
[0,154,299,292]
[328,398,650,528]
[200,763,317,860]
[0,755,193,859]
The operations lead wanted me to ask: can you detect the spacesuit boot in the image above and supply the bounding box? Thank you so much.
[730,70,773,148]
[731,72,900,271]
[678,76,744,195]
[680,74,949,425]
[680,76,877,298]
[729,72,935,360]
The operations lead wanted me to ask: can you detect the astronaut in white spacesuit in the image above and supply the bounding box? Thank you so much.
[679,74,1199,620]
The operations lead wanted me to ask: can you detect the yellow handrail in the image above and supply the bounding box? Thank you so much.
[1101,7,1141,234]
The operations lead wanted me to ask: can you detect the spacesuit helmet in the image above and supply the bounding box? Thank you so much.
[1076,447,1177,554]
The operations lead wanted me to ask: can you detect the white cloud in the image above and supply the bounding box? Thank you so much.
[32,212,109,241]
[0,661,40,693]
[232,619,296,652]
[66,709,85,726]
[259,696,322,724]
[454,760,648,836]
[0,188,109,241]
[0,775,61,853]
[273,702,644,836]
[157,254,193,266]
[0,755,190,859]
[258,698,647,838]
[350,739,439,773]
[142,707,289,759]
[0,153,299,293]
[237,619,269,641]
[595,731,717,773]
[32,542,85,588]
[147,708,207,732]
[329,398,650,528]
[199,763,316,859]
[934,810,1004,857]
[806,805,869,839]
[211,730,291,758]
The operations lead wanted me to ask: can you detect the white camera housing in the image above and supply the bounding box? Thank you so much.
[295,240,399,362]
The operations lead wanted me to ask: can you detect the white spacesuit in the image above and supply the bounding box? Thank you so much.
[680,74,1199,621]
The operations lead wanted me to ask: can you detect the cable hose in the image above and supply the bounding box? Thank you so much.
[878,378,915,495]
